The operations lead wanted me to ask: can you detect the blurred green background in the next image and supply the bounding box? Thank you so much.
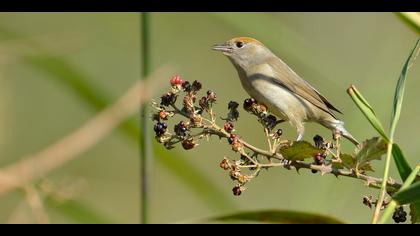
[0,12,418,224]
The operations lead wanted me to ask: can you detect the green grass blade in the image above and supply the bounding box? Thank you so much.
[140,12,152,224]
[392,143,413,181]
[393,181,420,205]
[396,13,420,35]
[379,165,420,223]
[389,38,420,138]
[205,210,345,224]
[45,197,113,224]
[347,85,389,142]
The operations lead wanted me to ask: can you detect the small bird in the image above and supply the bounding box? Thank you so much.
[212,37,359,145]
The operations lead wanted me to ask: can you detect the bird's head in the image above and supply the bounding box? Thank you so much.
[212,37,272,68]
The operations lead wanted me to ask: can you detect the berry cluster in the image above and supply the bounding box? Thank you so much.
[392,206,407,223]
[152,75,220,150]
[218,158,249,196]
[243,98,281,132]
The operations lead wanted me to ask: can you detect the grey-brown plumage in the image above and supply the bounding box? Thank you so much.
[213,37,359,145]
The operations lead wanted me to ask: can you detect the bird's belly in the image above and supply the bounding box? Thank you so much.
[243,78,309,122]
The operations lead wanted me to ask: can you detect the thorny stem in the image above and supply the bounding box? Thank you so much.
[164,102,402,193]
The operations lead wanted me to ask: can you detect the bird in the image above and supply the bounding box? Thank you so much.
[212,37,359,146]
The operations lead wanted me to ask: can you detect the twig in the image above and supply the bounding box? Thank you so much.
[167,100,402,193]
[0,67,171,196]
[24,185,49,224]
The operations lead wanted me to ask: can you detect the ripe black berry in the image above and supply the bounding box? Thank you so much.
[182,81,192,92]
[313,135,324,148]
[191,80,202,92]
[228,101,239,110]
[160,92,175,106]
[174,121,188,137]
[243,98,256,111]
[264,114,277,131]
[154,122,167,136]
[232,186,242,196]
[392,206,407,223]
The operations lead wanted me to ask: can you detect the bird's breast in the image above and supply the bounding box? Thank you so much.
[237,64,309,122]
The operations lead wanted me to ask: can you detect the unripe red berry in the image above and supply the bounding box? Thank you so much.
[170,75,183,86]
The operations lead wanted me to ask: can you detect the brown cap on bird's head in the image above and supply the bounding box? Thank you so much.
[228,37,264,46]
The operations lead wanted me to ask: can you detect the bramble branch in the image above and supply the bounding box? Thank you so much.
[151,76,402,199]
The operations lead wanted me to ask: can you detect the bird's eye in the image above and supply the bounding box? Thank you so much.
[235,41,244,48]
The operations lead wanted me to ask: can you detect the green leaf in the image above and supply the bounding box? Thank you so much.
[355,137,387,170]
[392,181,420,205]
[0,26,236,211]
[279,141,321,161]
[45,197,112,224]
[389,38,420,138]
[392,143,413,182]
[332,153,356,171]
[206,210,345,224]
[347,86,389,142]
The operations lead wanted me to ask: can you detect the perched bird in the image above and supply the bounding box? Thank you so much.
[212,37,359,145]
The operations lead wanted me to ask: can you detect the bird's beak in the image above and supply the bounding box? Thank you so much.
[212,43,233,54]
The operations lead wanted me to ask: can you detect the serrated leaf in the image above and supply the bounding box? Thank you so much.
[279,141,321,161]
[332,153,356,171]
[206,210,344,224]
[355,137,387,169]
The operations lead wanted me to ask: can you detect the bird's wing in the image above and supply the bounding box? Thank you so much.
[267,57,341,119]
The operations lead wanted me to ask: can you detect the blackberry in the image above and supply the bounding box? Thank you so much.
[182,81,192,92]
[191,80,202,92]
[160,92,175,106]
[170,75,183,86]
[313,153,325,165]
[206,90,217,102]
[392,206,407,223]
[228,101,239,110]
[243,98,256,111]
[199,96,208,110]
[224,122,234,133]
[228,134,237,145]
[174,121,188,137]
[313,135,324,148]
[154,122,167,136]
[232,186,242,196]
[181,139,195,150]
[264,114,277,131]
